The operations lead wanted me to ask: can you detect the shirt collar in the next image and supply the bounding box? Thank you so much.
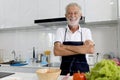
[66,25,82,32]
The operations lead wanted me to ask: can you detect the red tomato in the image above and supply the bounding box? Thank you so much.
[73,72,86,80]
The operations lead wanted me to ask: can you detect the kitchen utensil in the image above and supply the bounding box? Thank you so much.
[36,53,42,63]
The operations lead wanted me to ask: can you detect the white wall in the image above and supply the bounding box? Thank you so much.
[0,28,58,62]
[0,24,118,62]
[90,25,118,58]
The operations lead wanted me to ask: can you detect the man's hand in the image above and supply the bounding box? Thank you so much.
[54,42,66,49]
[84,40,94,46]
[83,40,95,54]
[54,41,76,56]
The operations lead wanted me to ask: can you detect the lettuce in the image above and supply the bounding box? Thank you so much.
[86,59,120,80]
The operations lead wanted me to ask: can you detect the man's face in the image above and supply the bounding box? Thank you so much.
[65,6,82,27]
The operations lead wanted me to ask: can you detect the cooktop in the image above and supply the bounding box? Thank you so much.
[0,72,14,78]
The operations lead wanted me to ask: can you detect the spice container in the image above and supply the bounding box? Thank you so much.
[44,50,51,64]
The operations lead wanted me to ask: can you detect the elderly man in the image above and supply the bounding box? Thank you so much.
[54,3,95,75]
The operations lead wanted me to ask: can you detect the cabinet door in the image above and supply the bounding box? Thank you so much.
[0,0,37,28]
[60,0,85,17]
[38,0,59,19]
[118,0,120,18]
[17,0,38,27]
[85,0,118,22]
[0,0,20,28]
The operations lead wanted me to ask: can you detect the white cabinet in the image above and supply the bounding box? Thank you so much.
[0,0,37,28]
[37,0,59,19]
[60,0,85,17]
[38,0,118,22]
[118,0,120,18]
[37,0,85,18]
[85,0,118,22]
[0,0,118,28]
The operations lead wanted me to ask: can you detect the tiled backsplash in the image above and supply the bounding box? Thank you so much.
[0,23,119,63]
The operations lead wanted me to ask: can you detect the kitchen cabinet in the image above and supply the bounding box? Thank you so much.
[118,0,120,18]
[37,0,85,19]
[38,0,118,22]
[59,0,85,17]
[0,0,118,28]
[0,0,37,28]
[37,0,60,19]
[85,0,118,22]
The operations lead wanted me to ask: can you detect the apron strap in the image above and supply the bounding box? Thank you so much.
[81,29,83,41]
[64,28,67,41]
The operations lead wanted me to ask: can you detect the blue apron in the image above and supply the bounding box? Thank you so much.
[60,28,89,76]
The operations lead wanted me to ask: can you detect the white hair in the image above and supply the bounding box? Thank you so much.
[65,3,82,14]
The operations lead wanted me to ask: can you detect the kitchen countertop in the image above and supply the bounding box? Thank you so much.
[0,61,60,68]
[0,62,60,73]
[0,72,69,80]
[0,62,70,80]
[0,72,38,80]
[0,62,42,68]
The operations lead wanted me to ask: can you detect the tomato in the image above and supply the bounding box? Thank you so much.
[73,72,86,80]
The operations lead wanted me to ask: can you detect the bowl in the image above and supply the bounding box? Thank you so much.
[36,68,61,80]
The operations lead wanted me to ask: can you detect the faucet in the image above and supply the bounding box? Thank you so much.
[11,50,17,61]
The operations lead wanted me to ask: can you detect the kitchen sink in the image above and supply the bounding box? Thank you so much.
[1,60,28,66]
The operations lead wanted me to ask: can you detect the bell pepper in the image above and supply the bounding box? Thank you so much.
[73,71,86,80]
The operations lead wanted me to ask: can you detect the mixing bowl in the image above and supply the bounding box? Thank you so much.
[36,68,61,80]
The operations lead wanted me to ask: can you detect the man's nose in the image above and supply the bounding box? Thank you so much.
[70,13,76,17]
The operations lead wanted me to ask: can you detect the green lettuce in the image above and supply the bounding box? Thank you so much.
[86,59,120,80]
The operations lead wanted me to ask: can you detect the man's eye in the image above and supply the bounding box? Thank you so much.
[67,12,78,15]
[68,13,72,15]
[74,12,78,15]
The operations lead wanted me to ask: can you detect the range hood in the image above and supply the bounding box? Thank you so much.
[34,16,85,26]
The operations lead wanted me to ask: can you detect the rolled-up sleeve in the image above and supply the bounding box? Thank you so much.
[54,28,65,43]
[87,29,93,41]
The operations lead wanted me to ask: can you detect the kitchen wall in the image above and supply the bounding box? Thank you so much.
[87,23,118,61]
[0,28,56,62]
[0,22,118,63]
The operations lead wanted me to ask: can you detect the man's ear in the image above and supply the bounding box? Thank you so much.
[80,13,82,20]
[80,16,82,20]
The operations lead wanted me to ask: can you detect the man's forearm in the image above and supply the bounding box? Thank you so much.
[54,42,78,56]
[64,45,94,54]
[54,41,94,56]
[54,46,77,56]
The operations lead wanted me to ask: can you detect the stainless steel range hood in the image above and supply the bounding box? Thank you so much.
[34,17,85,26]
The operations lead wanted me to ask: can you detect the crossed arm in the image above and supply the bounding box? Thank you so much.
[54,40,95,56]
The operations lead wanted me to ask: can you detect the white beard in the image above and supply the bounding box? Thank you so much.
[67,17,80,27]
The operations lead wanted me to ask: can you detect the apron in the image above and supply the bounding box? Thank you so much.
[60,28,89,76]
